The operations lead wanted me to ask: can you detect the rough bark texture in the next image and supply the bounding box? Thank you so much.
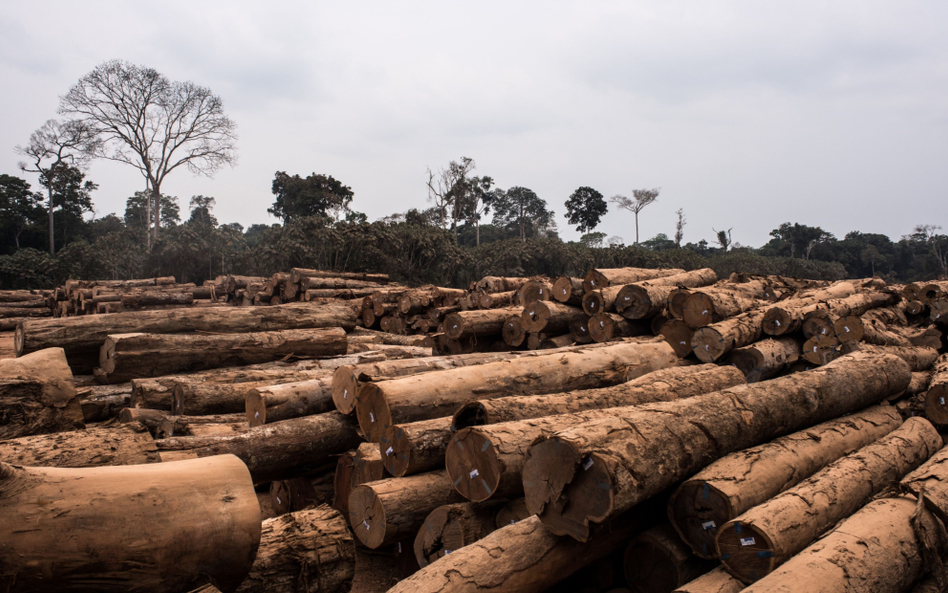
[348,470,467,549]
[521,352,911,541]
[759,282,859,336]
[801,334,839,366]
[245,377,334,426]
[840,343,940,371]
[682,289,768,329]
[0,455,261,593]
[380,416,454,477]
[583,267,686,293]
[660,319,696,357]
[624,523,715,593]
[97,327,348,383]
[668,404,904,559]
[156,411,361,483]
[413,501,507,568]
[691,308,768,363]
[234,505,355,593]
[521,301,583,333]
[16,301,358,372]
[452,363,743,429]
[332,443,385,517]
[923,353,948,424]
[716,416,941,584]
[901,444,948,525]
[613,268,718,320]
[0,347,84,439]
[0,421,159,467]
[553,276,586,305]
[355,340,677,441]
[674,567,746,593]
[443,307,523,339]
[171,380,274,416]
[725,337,802,382]
[502,314,527,347]
[588,312,650,342]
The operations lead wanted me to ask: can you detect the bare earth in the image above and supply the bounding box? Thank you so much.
[0,332,14,359]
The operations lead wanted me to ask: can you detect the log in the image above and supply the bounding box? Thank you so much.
[96,327,348,383]
[79,382,132,421]
[244,377,334,426]
[521,352,911,541]
[156,411,361,483]
[0,455,261,593]
[918,280,948,303]
[521,301,582,333]
[624,523,715,593]
[801,333,839,366]
[0,289,50,302]
[839,343,940,371]
[234,505,355,593]
[355,340,678,441]
[673,567,745,593]
[716,416,941,584]
[0,421,160,467]
[583,267,686,293]
[660,319,695,358]
[119,407,243,438]
[0,348,84,439]
[290,267,389,284]
[413,501,506,568]
[923,353,948,424]
[691,308,768,363]
[443,306,523,339]
[474,276,532,293]
[380,416,454,477]
[759,282,861,336]
[173,380,275,416]
[502,314,528,346]
[615,268,719,320]
[332,442,385,516]
[495,497,533,527]
[725,336,802,382]
[666,288,693,320]
[931,297,948,324]
[682,290,767,329]
[553,276,586,304]
[0,306,51,318]
[348,470,467,549]
[517,280,554,306]
[16,301,358,372]
[588,311,649,342]
[453,363,745,429]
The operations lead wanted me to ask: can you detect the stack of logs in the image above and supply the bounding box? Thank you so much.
[0,288,53,331]
[2,267,948,593]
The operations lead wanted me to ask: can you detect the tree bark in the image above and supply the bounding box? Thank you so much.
[0,347,84,439]
[413,501,507,568]
[552,276,586,305]
[521,352,911,542]
[801,333,839,366]
[355,340,677,441]
[17,302,358,372]
[97,327,348,383]
[682,285,773,328]
[156,411,361,483]
[516,280,554,306]
[923,353,948,424]
[244,377,334,426]
[717,416,941,584]
[234,505,355,593]
[289,267,389,284]
[725,336,802,382]
[0,421,160,467]
[624,523,715,593]
[588,311,650,342]
[615,268,719,320]
[521,301,582,333]
[583,267,686,293]
[0,455,261,593]
[380,416,454,477]
[502,314,528,346]
[691,308,768,363]
[660,319,696,357]
[348,470,467,549]
[0,306,51,318]
[443,306,523,339]
[674,567,745,593]
[759,282,861,336]
[331,442,384,517]
[453,363,743,429]
[839,343,939,371]
[171,380,275,416]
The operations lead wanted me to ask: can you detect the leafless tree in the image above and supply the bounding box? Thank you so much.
[674,208,686,247]
[425,156,475,237]
[16,119,98,254]
[609,188,660,244]
[914,224,948,277]
[58,60,237,251]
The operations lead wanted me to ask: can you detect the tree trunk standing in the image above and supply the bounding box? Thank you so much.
[674,567,745,593]
[413,501,507,568]
[521,352,910,542]
[234,505,355,593]
[624,523,716,593]
[0,348,84,440]
[0,421,160,467]
[716,417,941,584]
[0,455,261,593]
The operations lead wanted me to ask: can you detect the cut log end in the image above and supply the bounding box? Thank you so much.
[620,285,652,320]
[552,276,575,302]
[502,315,526,347]
[925,385,948,425]
[581,292,605,317]
[691,328,729,363]
[521,301,552,333]
[452,401,488,430]
[445,428,503,502]
[801,315,834,340]
[802,334,840,366]
[834,315,864,343]
[356,383,392,442]
[443,313,465,340]
[715,520,777,584]
[589,312,615,343]
[761,308,792,336]
[347,485,388,549]
[245,390,266,427]
[682,293,715,328]
[668,481,734,559]
[381,424,415,477]
[661,320,696,358]
[331,367,359,414]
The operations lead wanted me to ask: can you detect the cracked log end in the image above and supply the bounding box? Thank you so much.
[691,327,729,363]
[331,366,359,414]
[348,484,388,549]
[446,428,503,502]
[356,382,392,442]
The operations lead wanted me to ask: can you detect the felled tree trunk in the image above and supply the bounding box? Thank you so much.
[588,312,649,342]
[624,523,715,593]
[839,343,939,371]
[615,268,718,320]
[156,411,361,483]
[0,347,84,439]
[923,353,948,424]
[521,352,910,541]
[691,308,768,363]
[681,290,767,329]
[97,328,348,383]
[17,302,357,372]
[355,340,677,441]
[716,416,941,584]
[660,319,696,357]
[332,442,384,516]
[553,276,586,305]
[759,282,859,336]
[522,301,582,334]
[413,501,507,567]
[245,377,334,426]
[583,267,685,293]
[170,380,274,416]
[380,416,454,477]
[443,307,522,340]
[0,455,261,593]
[674,567,745,593]
[502,314,527,346]
[234,505,355,593]
[0,421,160,467]
[725,336,802,382]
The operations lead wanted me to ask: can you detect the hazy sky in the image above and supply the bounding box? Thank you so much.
[2,1,946,247]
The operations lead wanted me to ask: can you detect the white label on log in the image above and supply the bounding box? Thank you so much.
[844,326,850,333]
[600,320,605,327]
[343,389,348,399]
[583,458,594,470]
[398,542,402,552]
[363,520,370,530]
[386,447,393,456]
[702,310,708,315]
[775,320,781,326]
[469,469,479,479]
[941,398,945,406]
[276,497,281,504]
[255,411,260,419]
[813,346,818,352]
[701,521,716,530]
[821,328,826,334]
[740,537,756,546]
[705,345,710,351]
[680,341,686,346]
[369,412,375,423]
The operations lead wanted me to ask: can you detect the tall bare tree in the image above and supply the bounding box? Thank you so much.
[426,156,475,237]
[59,60,237,251]
[609,188,660,244]
[16,119,98,254]
[674,208,686,247]
[713,227,733,252]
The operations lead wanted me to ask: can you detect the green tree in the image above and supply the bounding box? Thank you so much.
[0,174,42,250]
[125,191,180,233]
[609,188,659,244]
[36,163,97,252]
[188,195,218,226]
[491,186,555,242]
[764,222,834,260]
[268,172,354,222]
[564,186,607,233]
[426,156,475,235]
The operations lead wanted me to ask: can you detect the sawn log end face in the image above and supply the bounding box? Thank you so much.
[355,383,391,442]
[331,366,359,415]
[714,521,776,584]
[348,484,387,549]
[668,481,735,560]
[446,428,502,502]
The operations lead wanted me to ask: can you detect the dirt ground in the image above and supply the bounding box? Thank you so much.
[0,331,14,359]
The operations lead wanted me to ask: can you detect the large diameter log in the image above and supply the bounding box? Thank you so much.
[172,380,274,416]
[681,291,766,329]
[348,470,467,549]
[588,311,650,342]
[553,276,585,304]
[660,319,695,357]
[97,327,348,383]
[668,404,904,559]
[0,455,261,593]
[624,523,715,593]
[516,280,553,306]
[616,268,718,320]
[121,290,194,307]
[16,301,358,371]
[245,377,334,426]
[725,337,802,382]
[0,348,84,439]
[443,306,522,339]
[413,501,506,568]
[691,308,767,363]
[840,342,940,371]
[502,314,527,346]
[156,411,361,483]
[521,300,582,333]
[922,353,948,424]
[583,267,686,293]
[380,416,454,477]
[234,505,355,593]
[901,444,948,525]
[355,340,678,441]
[386,507,654,593]
[0,306,51,318]
[674,567,745,593]
[453,363,744,429]
[716,416,941,584]
[521,352,911,542]
[332,442,384,516]
[0,421,159,467]
[759,282,859,336]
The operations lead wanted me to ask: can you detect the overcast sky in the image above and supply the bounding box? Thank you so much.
[2,1,946,247]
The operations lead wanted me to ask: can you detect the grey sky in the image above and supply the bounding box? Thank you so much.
[2,1,946,248]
